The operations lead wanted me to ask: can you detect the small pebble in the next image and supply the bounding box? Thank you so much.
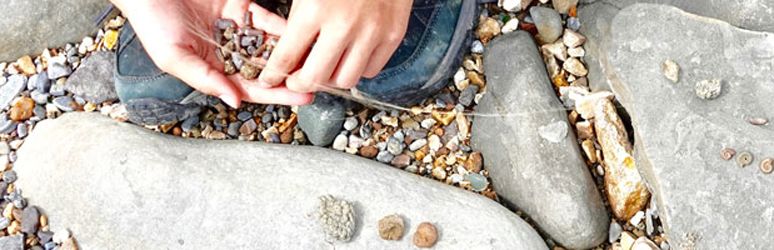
[630,210,645,227]
[237,111,252,122]
[466,173,488,191]
[471,40,484,54]
[376,151,394,163]
[343,117,358,131]
[387,136,404,155]
[2,170,17,183]
[332,134,348,151]
[409,139,428,151]
[609,221,622,243]
[566,17,581,31]
[378,214,405,241]
[695,79,722,100]
[413,222,439,248]
[52,96,77,112]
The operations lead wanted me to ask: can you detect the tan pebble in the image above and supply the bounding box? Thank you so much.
[582,140,598,164]
[465,152,483,173]
[576,121,595,140]
[631,236,660,250]
[6,184,13,196]
[16,55,37,76]
[620,231,636,250]
[381,116,399,127]
[476,18,500,44]
[40,214,48,228]
[431,167,447,180]
[378,214,405,241]
[60,237,79,250]
[7,220,20,234]
[662,60,679,83]
[412,222,438,248]
[568,110,579,125]
[431,110,456,126]
[456,114,469,140]
[541,41,567,61]
[568,47,585,58]
[467,71,486,87]
[563,57,588,76]
[2,203,13,220]
[563,29,586,48]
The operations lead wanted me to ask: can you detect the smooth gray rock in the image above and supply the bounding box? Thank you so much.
[15,113,548,250]
[579,0,774,91]
[606,4,774,249]
[64,52,118,103]
[0,0,112,61]
[298,93,346,146]
[529,7,563,43]
[579,0,774,33]
[0,75,27,110]
[0,234,22,250]
[471,31,608,249]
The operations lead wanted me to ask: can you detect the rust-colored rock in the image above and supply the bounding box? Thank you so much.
[378,214,405,240]
[9,97,35,121]
[465,152,483,173]
[594,98,650,220]
[359,146,378,158]
[412,222,438,248]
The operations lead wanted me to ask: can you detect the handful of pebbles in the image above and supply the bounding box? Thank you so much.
[213,12,277,80]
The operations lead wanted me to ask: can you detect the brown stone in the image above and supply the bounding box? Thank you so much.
[377,214,405,241]
[359,146,378,158]
[412,222,438,248]
[467,71,486,87]
[390,154,411,169]
[594,99,650,221]
[581,140,598,164]
[476,18,501,44]
[576,121,594,140]
[280,128,293,144]
[16,55,36,76]
[9,97,35,121]
[240,63,260,80]
[465,152,483,173]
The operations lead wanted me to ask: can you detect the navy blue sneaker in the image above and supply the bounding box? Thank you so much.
[356,0,478,106]
[114,22,206,125]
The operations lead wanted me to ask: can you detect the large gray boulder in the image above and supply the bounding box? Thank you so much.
[14,113,548,249]
[470,31,607,249]
[579,0,774,91]
[606,4,774,249]
[0,0,112,62]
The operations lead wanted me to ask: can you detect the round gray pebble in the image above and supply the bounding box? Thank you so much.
[2,170,17,183]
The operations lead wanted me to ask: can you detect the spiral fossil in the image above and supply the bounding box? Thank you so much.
[720,148,735,161]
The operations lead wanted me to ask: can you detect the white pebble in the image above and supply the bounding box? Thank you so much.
[501,19,520,34]
[343,117,358,131]
[630,210,645,227]
[421,119,437,129]
[53,229,71,244]
[453,68,466,85]
[332,134,348,151]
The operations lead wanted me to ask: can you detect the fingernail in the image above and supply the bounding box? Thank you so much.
[219,94,239,108]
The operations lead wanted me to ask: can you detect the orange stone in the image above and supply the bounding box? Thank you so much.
[104,29,119,50]
[552,71,569,89]
[569,5,578,18]
[9,97,35,121]
[16,55,36,76]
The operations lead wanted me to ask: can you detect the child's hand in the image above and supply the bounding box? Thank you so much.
[112,0,314,108]
[258,0,414,93]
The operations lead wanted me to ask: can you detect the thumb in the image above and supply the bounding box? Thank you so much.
[161,48,243,108]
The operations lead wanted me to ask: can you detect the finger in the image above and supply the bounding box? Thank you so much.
[248,3,287,35]
[162,47,243,108]
[363,40,402,78]
[236,81,315,105]
[286,31,348,92]
[330,43,376,89]
[257,16,318,87]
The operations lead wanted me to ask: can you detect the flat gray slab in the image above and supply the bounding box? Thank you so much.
[607,4,774,249]
[0,0,111,61]
[14,113,548,249]
[471,31,607,249]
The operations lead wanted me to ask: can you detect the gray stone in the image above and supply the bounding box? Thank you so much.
[0,0,111,61]
[16,123,27,139]
[470,31,608,249]
[49,84,66,96]
[30,91,50,105]
[0,117,16,134]
[458,85,479,107]
[227,122,241,137]
[529,7,562,43]
[0,75,27,110]
[2,170,16,183]
[605,4,774,249]
[46,63,72,79]
[609,221,622,243]
[52,96,76,112]
[35,71,51,94]
[21,205,40,234]
[386,136,404,155]
[376,150,394,164]
[237,111,252,122]
[15,112,548,249]
[64,52,118,103]
[298,93,346,146]
[0,234,23,250]
[580,0,774,91]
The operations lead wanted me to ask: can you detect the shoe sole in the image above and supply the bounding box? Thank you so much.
[125,98,201,126]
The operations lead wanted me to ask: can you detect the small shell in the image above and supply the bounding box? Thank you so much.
[737,151,753,168]
[720,148,736,161]
[750,118,769,126]
[761,158,773,174]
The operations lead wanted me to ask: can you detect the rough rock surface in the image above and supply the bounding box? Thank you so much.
[471,31,607,249]
[0,0,112,61]
[579,0,774,91]
[64,52,118,103]
[15,113,549,249]
[607,4,774,249]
